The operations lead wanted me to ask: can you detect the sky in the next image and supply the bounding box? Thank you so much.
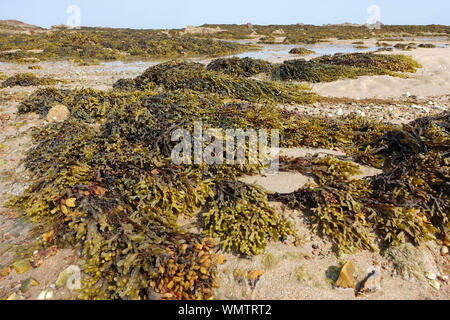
[0,0,449,29]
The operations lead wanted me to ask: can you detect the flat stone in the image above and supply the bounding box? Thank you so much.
[336,261,356,289]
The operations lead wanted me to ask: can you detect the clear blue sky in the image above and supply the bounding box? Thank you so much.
[0,0,448,29]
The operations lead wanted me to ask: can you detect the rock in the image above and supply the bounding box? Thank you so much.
[0,113,11,124]
[440,246,448,256]
[429,279,440,291]
[20,277,39,293]
[12,259,31,274]
[336,261,356,289]
[37,290,54,300]
[358,266,382,294]
[425,272,436,280]
[438,275,448,283]
[336,108,344,116]
[1,266,11,278]
[248,270,264,290]
[46,104,70,122]
[65,197,76,207]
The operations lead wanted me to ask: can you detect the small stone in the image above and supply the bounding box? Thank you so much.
[0,266,11,278]
[358,267,382,294]
[65,198,76,208]
[425,272,436,280]
[6,292,18,300]
[336,261,356,289]
[12,259,31,274]
[37,290,54,300]
[46,104,70,123]
[20,277,39,293]
[440,246,448,256]
[0,113,11,124]
[429,279,440,291]
[336,108,344,116]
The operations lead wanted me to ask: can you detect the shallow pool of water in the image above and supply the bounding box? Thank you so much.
[226,43,380,62]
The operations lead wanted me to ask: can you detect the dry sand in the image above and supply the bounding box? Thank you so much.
[313,47,450,99]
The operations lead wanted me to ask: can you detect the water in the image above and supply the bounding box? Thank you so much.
[226,43,380,62]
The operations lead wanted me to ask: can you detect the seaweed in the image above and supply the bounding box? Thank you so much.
[270,113,449,252]
[1,72,58,87]
[206,57,273,77]
[9,57,448,298]
[114,61,317,104]
[0,29,258,62]
[418,43,437,48]
[10,82,297,299]
[280,155,361,185]
[203,182,295,255]
[272,53,421,82]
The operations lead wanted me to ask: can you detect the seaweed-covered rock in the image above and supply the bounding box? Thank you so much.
[1,72,58,87]
[272,53,421,82]
[115,61,317,104]
[289,47,315,55]
[206,57,273,77]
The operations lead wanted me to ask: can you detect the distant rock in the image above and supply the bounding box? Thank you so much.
[183,25,223,35]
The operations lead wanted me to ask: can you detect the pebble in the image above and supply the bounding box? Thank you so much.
[358,266,382,294]
[440,246,448,256]
[37,289,54,300]
[429,279,440,291]
[336,108,343,116]
[46,104,70,123]
[425,272,436,280]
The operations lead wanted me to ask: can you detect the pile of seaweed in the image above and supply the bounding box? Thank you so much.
[272,52,421,82]
[206,57,273,77]
[289,47,315,56]
[9,60,448,300]
[10,82,300,299]
[0,29,258,63]
[271,113,450,252]
[1,72,58,87]
[113,60,317,104]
